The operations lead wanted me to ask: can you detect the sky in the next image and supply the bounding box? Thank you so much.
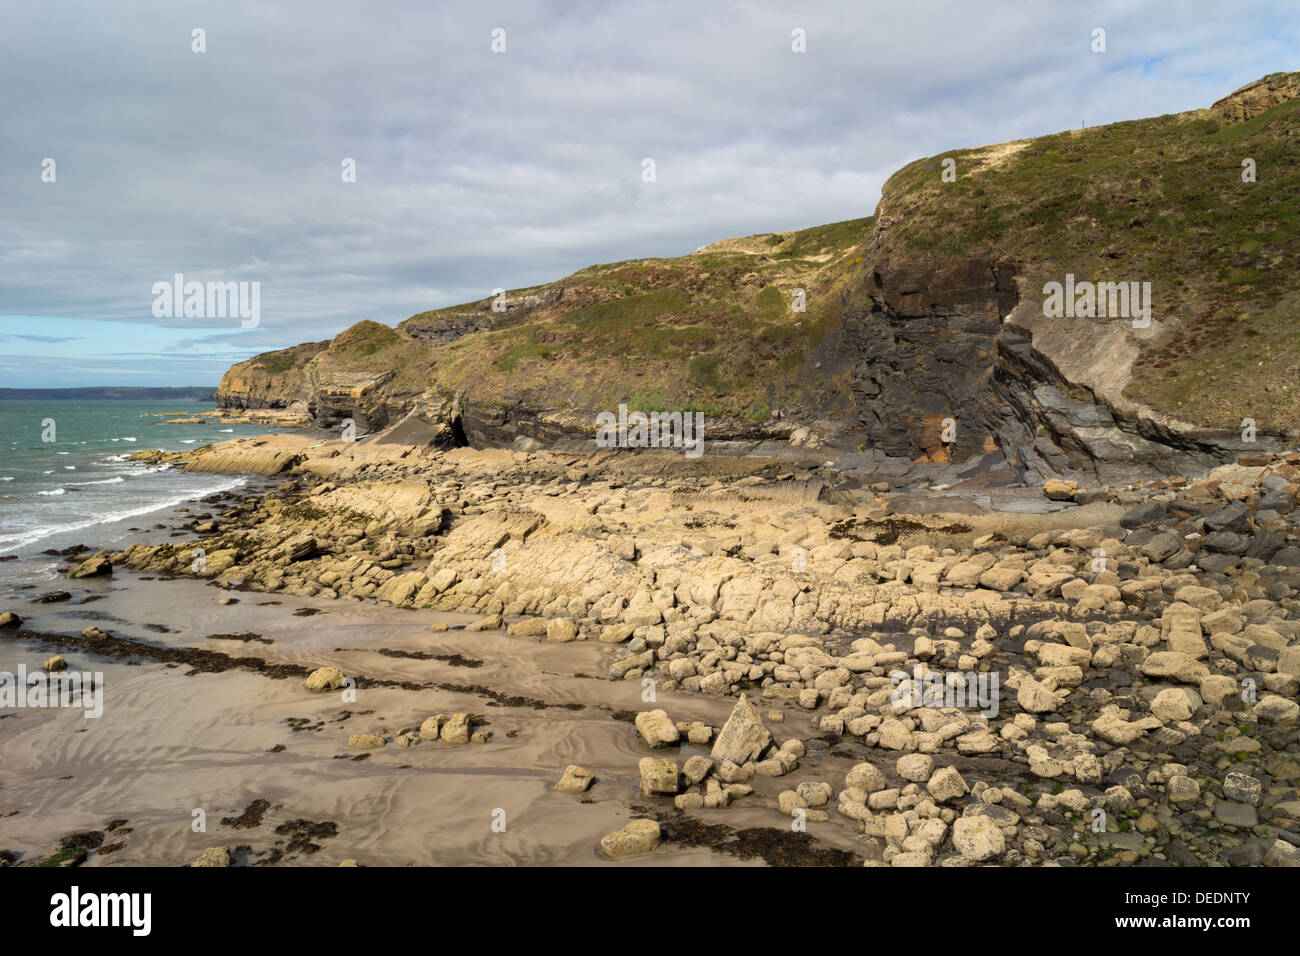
[0,0,1296,387]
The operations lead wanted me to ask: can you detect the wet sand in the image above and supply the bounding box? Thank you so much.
[1,570,867,866]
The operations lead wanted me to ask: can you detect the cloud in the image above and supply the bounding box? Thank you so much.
[0,0,1296,383]
[0,333,83,343]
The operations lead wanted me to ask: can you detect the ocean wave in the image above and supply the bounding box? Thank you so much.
[218,428,233,433]
[0,477,12,482]
[69,476,126,486]
[0,474,249,551]
[37,488,66,496]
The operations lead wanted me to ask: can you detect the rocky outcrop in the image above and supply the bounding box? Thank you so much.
[839,255,1016,464]
[214,340,326,411]
[105,431,1300,866]
[1212,72,1300,122]
[212,74,1300,484]
[402,288,564,345]
[832,245,1282,486]
[990,317,1267,485]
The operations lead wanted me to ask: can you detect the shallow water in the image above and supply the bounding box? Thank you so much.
[0,400,294,554]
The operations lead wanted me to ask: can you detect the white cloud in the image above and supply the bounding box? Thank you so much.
[0,0,1295,385]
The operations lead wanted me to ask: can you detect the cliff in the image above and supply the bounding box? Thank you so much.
[214,72,1300,484]
[216,339,328,414]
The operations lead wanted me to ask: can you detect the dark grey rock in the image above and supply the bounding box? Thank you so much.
[1204,502,1250,534]
[1121,500,1168,529]
[1140,532,1181,562]
[1203,531,1248,554]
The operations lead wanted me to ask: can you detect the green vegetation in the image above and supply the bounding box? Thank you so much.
[229,75,1300,430]
[252,341,325,376]
[874,80,1300,427]
[255,353,299,375]
[330,320,402,357]
[398,216,871,418]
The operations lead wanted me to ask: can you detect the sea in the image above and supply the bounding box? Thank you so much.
[0,400,292,564]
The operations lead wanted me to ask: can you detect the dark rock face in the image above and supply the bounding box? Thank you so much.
[460,402,785,454]
[402,313,497,346]
[402,288,566,346]
[839,256,1016,463]
[213,242,1268,486]
[843,254,1267,485]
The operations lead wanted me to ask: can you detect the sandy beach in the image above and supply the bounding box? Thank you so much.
[3,431,1298,868]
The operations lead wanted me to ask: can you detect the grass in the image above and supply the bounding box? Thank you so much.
[228,75,1300,431]
[872,80,1300,427]
[255,354,299,375]
[392,215,872,417]
[249,341,327,376]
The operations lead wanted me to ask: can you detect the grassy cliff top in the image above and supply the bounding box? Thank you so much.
[871,71,1300,426]
[229,72,1300,431]
[394,217,872,418]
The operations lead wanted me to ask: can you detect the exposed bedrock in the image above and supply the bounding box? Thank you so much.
[853,255,1275,486]
[215,256,1277,484]
[843,256,1016,466]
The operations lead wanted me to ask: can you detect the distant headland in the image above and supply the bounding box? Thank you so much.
[0,387,216,401]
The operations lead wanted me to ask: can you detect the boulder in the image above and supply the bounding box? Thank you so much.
[506,618,548,637]
[896,754,934,783]
[554,765,595,793]
[1255,694,1299,723]
[1222,772,1261,806]
[1120,500,1167,529]
[68,554,112,578]
[190,846,232,868]
[1150,687,1199,721]
[1140,652,1209,684]
[418,715,445,741]
[304,666,347,692]
[952,816,1005,862]
[376,571,425,605]
[546,618,579,643]
[440,713,471,744]
[710,693,772,766]
[846,762,887,793]
[926,766,969,803]
[638,757,679,795]
[635,709,681,748]
[600,819,660,859]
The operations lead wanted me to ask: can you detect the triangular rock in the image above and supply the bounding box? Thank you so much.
[710,693,771,766]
